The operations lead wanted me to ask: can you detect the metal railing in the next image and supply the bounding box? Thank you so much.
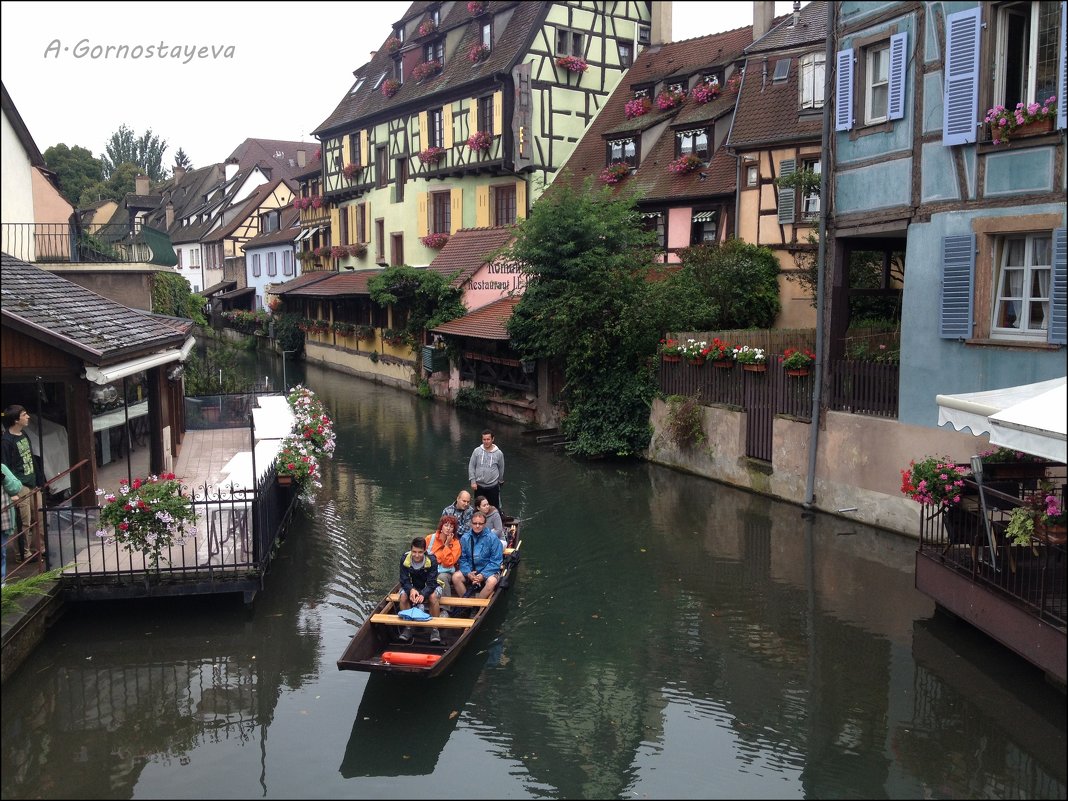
[1,222,172,265]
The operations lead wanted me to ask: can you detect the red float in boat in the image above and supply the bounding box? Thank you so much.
[381,651,441,667]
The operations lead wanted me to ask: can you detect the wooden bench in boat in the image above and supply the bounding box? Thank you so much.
[386,594,490,607]
[369,613,474,629]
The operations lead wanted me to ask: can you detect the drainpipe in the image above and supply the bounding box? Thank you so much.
[803,1,836,510]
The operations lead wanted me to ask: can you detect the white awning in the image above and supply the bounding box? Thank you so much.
[295,225,321,242]
[936,376,1067,462]
[692,210,715,222]
[84,336,196,385]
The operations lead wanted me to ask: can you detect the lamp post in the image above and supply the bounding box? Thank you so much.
[281,349,298,392]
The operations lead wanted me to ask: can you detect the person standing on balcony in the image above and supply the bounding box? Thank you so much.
[469,429,505,515]
[1,405,42,562]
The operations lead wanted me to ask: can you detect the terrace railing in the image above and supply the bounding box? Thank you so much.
[1,222,176,266]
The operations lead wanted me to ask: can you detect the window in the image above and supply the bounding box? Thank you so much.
[676,128,709,160]
[617,41,632,68]
[992,233,1053,338]
[431,192,451,234]
[481,21,492,48]
[556,28,584,56]
[607,137,637,168]
[637,23,650,46]
[427,108,443,148]
[668,81,685,94]
[283,250,293,275]
[190,249,200,267]
[390,233,404,266]
[339,207,350,244]
[176,249,182,269]
[267,252,277,276]
[261,210,279,233]
[641,212,665,249]
[375,146,388,188]
[424,40,444,64]
[865,45,890,124]
[373,71,387,90]
[801,159,821,218]
[477,95,494,136]
[798,52,825,108]
[349,135,361,167]
[773,58,791,82]
[746,165,758,187]
[493,184,516,226]
[375,219,385,261]
[252,253,261,277]
[394,58,404,83]
[357,203,367,243]
[691,211,717,245]
[395,159,407,202]
[431,7,439,26]
[994,1,1060,111]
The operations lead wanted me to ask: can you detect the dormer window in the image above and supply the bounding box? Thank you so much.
[424,40,444,64]
[607,137,638,168]
[394,26,404,43]
[702,73,721,87]
[668,81,685,94]
[634,87,650,99]
[350,77,366,95]
[373,72,387,89]
[676,128,709,160]
[481,21,492,48]
[772,59,791,82]
[431,7,440,26]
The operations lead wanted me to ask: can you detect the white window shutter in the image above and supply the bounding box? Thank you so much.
[1050,228,1067,345]
[777,159,796,224]
[1058,1,1067,130]
[835,48,854,131]
[887,32,908,121]
[943,7,980,146]
[940,234,975,339]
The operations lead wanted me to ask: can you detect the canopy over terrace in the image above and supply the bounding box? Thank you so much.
[936,377,1067,463]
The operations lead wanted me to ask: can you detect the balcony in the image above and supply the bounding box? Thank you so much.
[1,222,177,266]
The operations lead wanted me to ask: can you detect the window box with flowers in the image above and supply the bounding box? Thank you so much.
[355,324,375,341]
[275,437,320,490]
[599,162,631,185]
[346,243,367,258]
[781,347,815,375]
[468,43,490,63]
[297,318,313,333]
[294,197,311,211]
[381,78,401,98]
[311,319,330,334]
[705,338,735,367]
[412,60,442,82]
[733,345,766,371]
[421,232,450,249]
[417,19,437,37]
[724,72,742,95]
[386,36,401,54]
[556,55,588,73]
[1006,485,1066,547]
[330,245,347,260]
[984,97,1057,144]
[383,328,408,347]
[467,130,492,153]
[467,0,486,14]
[690,81,720,105]
[624,97,652,119]
[332,320,354,336]
[667,154,703,175]
[95,474,197,569]
[680,338,708,366]
[419,146,446,165]
[977,446,1053,481]
[659,338,683,363]
[655,88,686,111]
[342,163,362,179]
[900,456,970,509]
[310,195,325,210]
[314,245,332,259]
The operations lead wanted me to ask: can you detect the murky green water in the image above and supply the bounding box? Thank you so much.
[2,354,1065,799]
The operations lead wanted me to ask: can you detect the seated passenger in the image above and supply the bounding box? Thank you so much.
[442,489,474,536]
[425,514,461,596]
[397,536,441,644]
[475,494,506,547]
[451,512,503,600]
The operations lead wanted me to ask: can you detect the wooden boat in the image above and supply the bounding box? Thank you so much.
[337,516,522,678]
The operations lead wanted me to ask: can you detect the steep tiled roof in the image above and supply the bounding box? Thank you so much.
[432,294,519,340]
[280,269,382,297]
[227,138,319,182]
[204,179,283,242]
[426,226,515,286]
[294,158,323,182]
[202,280,237,296]
[245,209,301,249]
[314,2,543,136]
[746,3,828,54]
[0,252,186,363]
[557,24,756,202]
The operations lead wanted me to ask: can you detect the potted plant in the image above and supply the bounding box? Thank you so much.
[467,130,492,153]
[342,163,361,179]
[383,327,408,346]
[419,146,446,165]
[312,319,330,334]
[275,437,319,489]
[667,154,703,175]
[680,338,708,366]
[467,0,486,14]
[781,347,815,376]
[659,338,683,363]
[355,324,375,341]
[314,245,332,259]
[310,195,324,210]
[412,60,441,82]
[705,338,735,367]
[332,320,353,336]
[624,97,651,119]
[95,473,197,569]
[984,97,1058,144]
[468,43,490,63]
[381,78,401,98]
[733,345,766,371]
[1005,487,1066,546]
[417,19,437,37]
[900,456,970,509]
[690,80,720,105]
[555,54,588,73]
[655,87,686,111]
[599,162,631,185]
[346,243,367,258]
[420,232,450,249]
[330,245,347,260]
[978,446,1052,480]
[385,36,401,54]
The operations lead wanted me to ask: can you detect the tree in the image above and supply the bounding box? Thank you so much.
[504,179,661,458]
[671,240,781,330]
[101,124,168,182]
[78,161,142,207]
[173,148,192,174]
[42,143,103,205]
[789,232,904,321]
[368,265,465,343]
[151,271,206,326]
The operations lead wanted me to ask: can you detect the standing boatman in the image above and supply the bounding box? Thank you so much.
[468,429,504,515]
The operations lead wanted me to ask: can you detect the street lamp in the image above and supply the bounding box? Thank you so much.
[281,349,298,392]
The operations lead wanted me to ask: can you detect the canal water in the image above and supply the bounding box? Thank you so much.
[2,354,1065,799]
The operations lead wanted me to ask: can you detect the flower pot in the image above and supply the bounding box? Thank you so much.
[742,363,767,372]
[982,461,1050,481]
[277,475,293,486]
[991,118,1054,142]
[712,360,734,369]
[662,354,681,363]
[786,368,810,377]
[688,356,706,367]
[1035,523,1067,546]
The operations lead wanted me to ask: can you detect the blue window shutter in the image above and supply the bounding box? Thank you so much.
[887,32,908,120]
[943,7,980,146]
[1050,227,1067,345]
[1058,1,1067,130]
[940,234,975,339]
[777,159,796,224]
[835,48,854,131]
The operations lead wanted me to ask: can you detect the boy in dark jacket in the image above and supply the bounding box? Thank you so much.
[397,536,442,643]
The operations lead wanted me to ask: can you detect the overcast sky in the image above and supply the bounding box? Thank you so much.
[1,1,796,169]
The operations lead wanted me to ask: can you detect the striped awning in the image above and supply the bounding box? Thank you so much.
[692,210,716,222]
[640,211,661,219]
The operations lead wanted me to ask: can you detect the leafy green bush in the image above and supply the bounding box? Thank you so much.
[417,379,432,399]
[455,386,488,410]
[665,395,705,450]
[152,271,207,325]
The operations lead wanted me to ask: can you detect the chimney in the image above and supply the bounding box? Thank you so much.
[225,157,239,182]
[135,173,150,195]
[173,165,186,184]
[165,202,174,230]
[650,1,673,46]
[297,148,307,168]
[753,1,774,43]
[790,0,801,27]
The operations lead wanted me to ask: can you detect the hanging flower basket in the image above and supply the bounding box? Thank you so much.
[342,163,361,179]
[467,0,486,14]
[555,55,588,73]
[659,338,683,362]
[599,162,630,185]
[624,97,651,119]
[314,245,332,259]
[467,130,492,152]
[330,245,347,260]
[310,195,324,210]
[419,146,446,165]
[667,154,703,175]
[781,347,815,373]
[386,36,401,54]
[381,78,401,98]
[346,243,367,258]
[785,368,810,377]
[468,43,490,63]
[421,232,450,249]
[688,355,707,367]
